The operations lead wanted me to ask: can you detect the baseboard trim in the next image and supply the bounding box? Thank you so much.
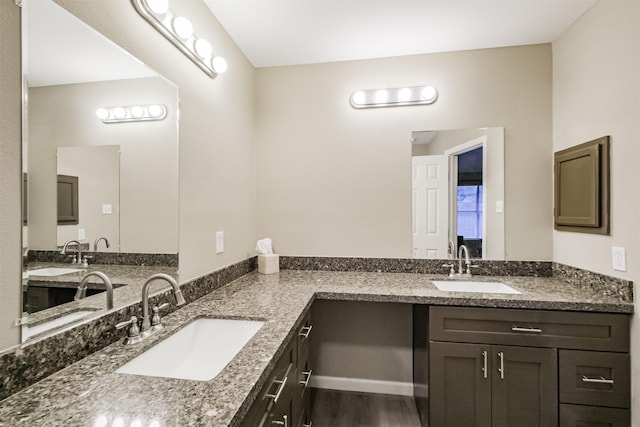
[309,375,414,397]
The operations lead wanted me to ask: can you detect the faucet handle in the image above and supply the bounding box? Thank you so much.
[116,316,143,345]
[150,303,170,328]
[442,263,456,278]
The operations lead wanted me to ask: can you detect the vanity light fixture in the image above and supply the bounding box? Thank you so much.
[96,104,167,124]
[131,0,227,78]
[350,85,438,109]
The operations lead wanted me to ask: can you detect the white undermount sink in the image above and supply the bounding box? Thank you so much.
[27,267,85,277]
[432,280,522,294]
[116,318,265,381]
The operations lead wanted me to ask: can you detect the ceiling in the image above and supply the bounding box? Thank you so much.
[203,0,598,68]
[25,0,156,87]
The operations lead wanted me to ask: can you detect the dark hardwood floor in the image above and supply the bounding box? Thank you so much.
[310,389,422,427]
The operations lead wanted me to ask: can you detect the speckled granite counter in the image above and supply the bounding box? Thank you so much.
[0,270,633,426]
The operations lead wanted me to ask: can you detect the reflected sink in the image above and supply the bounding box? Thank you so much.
[432,280,522,294]
[27,267,85,277]
[116,318,265,381]
[22,309,95,340]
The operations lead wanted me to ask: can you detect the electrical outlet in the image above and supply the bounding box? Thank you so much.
[216,231,224,254]
[612,246,626,272]
[78,229,85,240]
[102,204,112,214]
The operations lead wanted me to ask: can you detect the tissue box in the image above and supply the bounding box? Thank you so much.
[258,254,279,274]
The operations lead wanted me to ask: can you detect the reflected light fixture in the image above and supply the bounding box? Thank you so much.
[132,0,227,78]
[350,85,438,109]
[96,104,167,124]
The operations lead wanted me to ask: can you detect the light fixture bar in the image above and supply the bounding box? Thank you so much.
[131,0,227,78]
[350,85,438,109]
[96,104,167,124]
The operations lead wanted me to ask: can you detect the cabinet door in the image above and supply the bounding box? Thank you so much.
[430,341,492,427]
[491,346,558,427]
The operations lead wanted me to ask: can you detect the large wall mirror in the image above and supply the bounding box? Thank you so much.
[411,127,505,260]
[19,0,179,342]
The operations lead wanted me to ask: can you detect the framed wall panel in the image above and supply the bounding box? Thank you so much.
[554,136,609,234]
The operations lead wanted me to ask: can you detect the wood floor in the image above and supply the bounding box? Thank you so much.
[310,389,422,427]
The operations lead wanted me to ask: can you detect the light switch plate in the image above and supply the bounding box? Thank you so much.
[216,231,224,254]
[78,229,85,240]
[612,246,626,271]
[102,204,112,214]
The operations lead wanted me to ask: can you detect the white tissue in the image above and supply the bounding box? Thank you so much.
[256,238,274,255]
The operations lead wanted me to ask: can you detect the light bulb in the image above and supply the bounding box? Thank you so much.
[95,108,109,120]
[374,89,388,104]
[145,0,169,14]
[149,421,161,427]
[130,106,144,118]
[112,417,125,427]
[113,107,127,119]
[398,88,412,102]
[148,104,165,118]
[194,38,212,59]
[129,419,143,427]
[351,91,365,105]
[421,86,437,102]
[212,56,228,74]
[172,16,193,39]
[94,415,108,427]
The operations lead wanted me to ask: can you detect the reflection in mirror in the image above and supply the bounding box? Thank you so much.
[19,0,179,343]
[411,127,505,260]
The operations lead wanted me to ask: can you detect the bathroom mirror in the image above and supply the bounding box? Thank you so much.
[411,127,505,260]
[19,0,179,341]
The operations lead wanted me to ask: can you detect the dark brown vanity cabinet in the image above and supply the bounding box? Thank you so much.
[417,306,630,427]
[240,311,313,427]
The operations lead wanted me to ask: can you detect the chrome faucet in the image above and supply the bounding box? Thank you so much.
[140,273,186,335]
[75,271,114,310]
[458,244,471,276]
[61,239,83,264]
[94,237,110,251]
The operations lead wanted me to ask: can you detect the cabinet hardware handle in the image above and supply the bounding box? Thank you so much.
[302,422,313,427]
[511,326,542,333]
[300,370,313,387]
[498,351,505,380]
[299,325,313,339]
[266,376,288,403]
[482,351,488,379]
[582,375,614,385]
[272,415,288,427]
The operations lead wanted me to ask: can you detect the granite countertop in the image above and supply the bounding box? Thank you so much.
[22,263,177,336]
[0,270,633,426]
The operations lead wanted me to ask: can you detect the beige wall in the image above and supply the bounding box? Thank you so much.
[27,78,178,253]
[0,1,22,350]
[53,0,257,280]
[255,45,553,260]
[552,0,640,422]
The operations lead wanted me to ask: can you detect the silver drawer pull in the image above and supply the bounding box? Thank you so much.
[511,326,542,333]
[582,375,614,385]
[303,423,313,427]
[498,351,505,380]
[272,415,288,427]
[266,376,288,403]
[300,370,313,387]
[481,351,488,379]
[299,325,313,339]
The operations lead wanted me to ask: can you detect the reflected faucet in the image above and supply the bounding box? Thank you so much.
[61,240,83,264]
[448,241,456,259]
[94,237,110,251]
[458,245,471,276]
[140,273,186,334]
[75,271,114,310]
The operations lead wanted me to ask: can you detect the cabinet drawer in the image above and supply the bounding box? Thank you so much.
[429,306,629,351]
[560,404,630,427]
[297,310,312,362]
[559,350,630,408]
[239,340,296,427]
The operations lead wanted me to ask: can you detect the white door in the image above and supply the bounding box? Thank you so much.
[412,155,449,258]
